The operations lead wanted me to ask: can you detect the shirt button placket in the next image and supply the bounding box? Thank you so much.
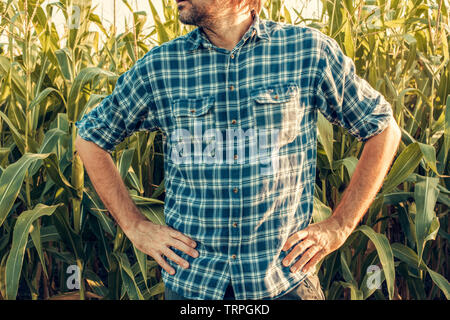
[230,185,240,277]
[228,50,239,127]
[227,48,241,296]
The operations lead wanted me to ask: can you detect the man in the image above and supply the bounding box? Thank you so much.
[75,0,401,300]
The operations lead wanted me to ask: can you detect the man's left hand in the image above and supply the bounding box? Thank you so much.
[282,216,349,274]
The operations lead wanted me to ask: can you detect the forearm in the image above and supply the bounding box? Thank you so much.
[282,119,402,274]
[74,136,146,232]
[332,118,402,235]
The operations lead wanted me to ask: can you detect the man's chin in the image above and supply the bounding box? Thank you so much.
[178,14,198,26]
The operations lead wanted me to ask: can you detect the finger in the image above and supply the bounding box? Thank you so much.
[154,254,175,275]
[163,248,190,269]
[291,245,321,273]
[282,229,308,251]
[302,250,325,274]
[170,238,199,258]
[169,228,197,248]
[282,239,314,267]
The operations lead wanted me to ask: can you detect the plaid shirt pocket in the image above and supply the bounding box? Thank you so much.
[251,82,304,149]
[170,96,216,164]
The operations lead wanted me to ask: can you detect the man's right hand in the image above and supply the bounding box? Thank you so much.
[125,220,199,275]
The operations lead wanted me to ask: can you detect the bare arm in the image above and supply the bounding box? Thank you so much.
[282,117,402,274]
[75,136,199,275]
[330,117,402,235]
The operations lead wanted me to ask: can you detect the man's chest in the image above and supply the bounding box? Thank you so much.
[150,48,318,154]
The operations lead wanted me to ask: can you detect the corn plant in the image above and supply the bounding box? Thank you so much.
[0,0,448,300]
[0,0,166,300]
[307,0,449,299]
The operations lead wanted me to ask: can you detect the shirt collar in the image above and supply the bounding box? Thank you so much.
[185,11,270,52]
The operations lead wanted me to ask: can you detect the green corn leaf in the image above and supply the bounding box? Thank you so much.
[382,142,423,194]
[312,196,332,223]
[26,225,60,249]
[131,194,165,206]
[151,179,165,199]
[417,142,440,177]
[5,203,62,299]
[414,176,440,264]
[339,253,352,284]
[67,67,117,122]
[148,0,170,44]
[0,253,8,299]
[133,245,148,285]
[343,19,354,59]
[331,156,359,178]
[55,48,73,81]
[0,153,57,228]
[0,111,26,154]
[113,252,144,300]
[444,95,450,166]
[392,243,449,298]
[51,206,85,263]
[29,219,48,279]
[29,87,66,113]
[339,281,363,300]
[391,243,427,270]
[426,268,450,299]
[118,148,136,181]
[138,204,166,226]
[356,225,395,300]
[0,56,26,98]
[127,170,143,194]
[83,187,117,237]
[144,281,165,299]
[38,128,68,154]
[84,269,108,298]
[317,112,334,168]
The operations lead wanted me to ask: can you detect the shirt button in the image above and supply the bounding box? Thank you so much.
[274,94,279,100]
[230,53,235,59]
[231,254,237,260]
[229,85,235,91]
[231,119,237,125]
[233,187,238,193]
[232,222,238,228]
[190,109,195,113]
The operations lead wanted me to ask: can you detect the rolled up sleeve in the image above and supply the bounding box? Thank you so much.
[314,35,394,142]
[75,60,159,153]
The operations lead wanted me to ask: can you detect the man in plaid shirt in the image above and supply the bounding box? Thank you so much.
[75,0,401,300]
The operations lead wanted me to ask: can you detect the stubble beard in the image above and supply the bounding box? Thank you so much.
[178,2,213,27]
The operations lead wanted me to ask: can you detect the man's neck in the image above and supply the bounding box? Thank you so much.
[200,9,255,52]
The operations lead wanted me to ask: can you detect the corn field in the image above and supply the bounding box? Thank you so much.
[0,0,448,300]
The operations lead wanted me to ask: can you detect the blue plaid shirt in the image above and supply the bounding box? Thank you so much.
[75,13,393,300]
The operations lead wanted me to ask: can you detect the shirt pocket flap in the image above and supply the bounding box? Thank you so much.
[172,96,215,117]
[251,83,299,104]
